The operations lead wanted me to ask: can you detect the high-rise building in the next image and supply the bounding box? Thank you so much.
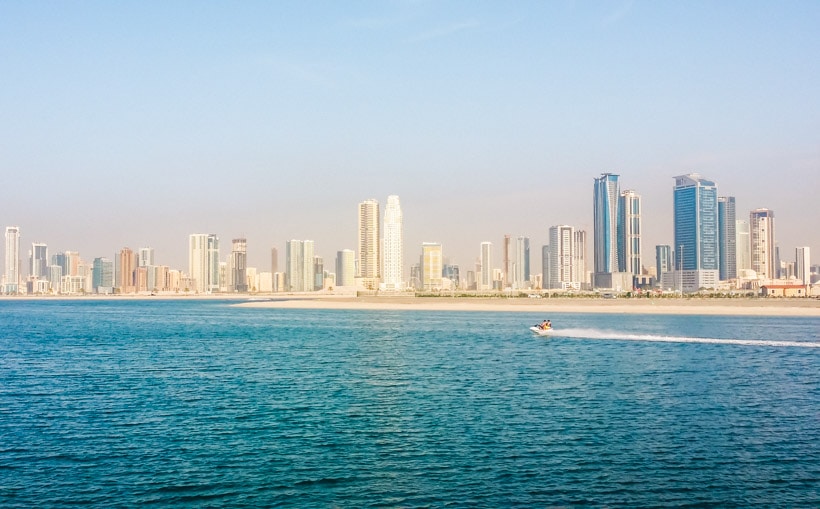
[421,242,443,291]
[271,247,279,274]
[286,240,315,292]
[480,242,493,291]
[502,234,512,289]
[138,247,155,267]
[541,245,550,290]
[313,256,324,291]
[92,257,114,293]
[549,225,577,290]
[718,196,737,281]
[574,230,587,289]
[117,247,137,293]
[64,251,80,277]
[618,189,641,275]
[357,199,380,290]
[514,236,530,289]
[4,226,20,293]
[795,247,811,285]
[750,208,776,281]
[230,238,248,292]
[673,174,719,292]
[382,195,404,291]
[656,245,673,289]
[593,173,620,277]
[335,249,355,287]
[736,220,751,273]
[30,242,48,279]
[189,234,220,293]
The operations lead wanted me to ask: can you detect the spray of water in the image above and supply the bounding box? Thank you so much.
[553,328,820,348]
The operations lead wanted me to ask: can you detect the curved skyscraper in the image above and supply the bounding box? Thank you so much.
[382,195,403,291]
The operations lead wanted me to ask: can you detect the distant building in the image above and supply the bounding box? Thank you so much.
[656,245,673,289]
[421,242,443,291]
[382,195,404,291]
[271,247,279,274]
[480,242,493,291]
[189,234,220,293]
[750,208,776,281]
[357,199,380,290]
[673,174,719,292]
[549,225,579,290]
[574,230,588,289]
[335,249,355,287]
[138,247,154,267]
[795,247,810,285]
[502,234,512,289]
[92,257,114,293]
[230,238,248,292]
[593,173,619,281]
[4,226,20,294]
[117,247,137,293]
[514,236,530,289]
[735,219,751,273]
[718,196,737,280]
[30,242,49,279]
[286,240,314,292]
[618,189,642,276]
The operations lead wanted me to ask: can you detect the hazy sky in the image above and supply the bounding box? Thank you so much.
[2,1,819,273]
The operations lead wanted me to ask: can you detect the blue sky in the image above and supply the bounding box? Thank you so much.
[2,1,819,272]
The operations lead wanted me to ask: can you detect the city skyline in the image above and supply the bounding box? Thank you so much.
[1,3,818,271]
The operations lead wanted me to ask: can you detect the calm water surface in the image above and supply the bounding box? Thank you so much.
[1,299,818,507]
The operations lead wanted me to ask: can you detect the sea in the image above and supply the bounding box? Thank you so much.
[1,299,818,508]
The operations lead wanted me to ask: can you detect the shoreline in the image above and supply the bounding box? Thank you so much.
[3,293,819,316]
[234,295,820,317]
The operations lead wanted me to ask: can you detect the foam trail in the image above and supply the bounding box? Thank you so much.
[555,328,820,348]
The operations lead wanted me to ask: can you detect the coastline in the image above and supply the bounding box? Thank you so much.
[233,295,820,317]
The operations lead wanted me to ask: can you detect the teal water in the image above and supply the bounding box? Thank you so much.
[1,299,818,507]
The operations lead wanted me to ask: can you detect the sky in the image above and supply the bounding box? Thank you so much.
[2,1,819,273]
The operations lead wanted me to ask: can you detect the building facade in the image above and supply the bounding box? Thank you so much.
[4,226,20,293]
[335,249,355,287]
[673,174,719,292]
[421,242,443,291]
[618,189,642,276]
[480,242,493,291]
[549,225,577,290]
[718,196,737,281]
[189,233,220,293]
[357,199,380,290]
[230,238,248,292]
[382,195,404,291]
[750,208,776,281]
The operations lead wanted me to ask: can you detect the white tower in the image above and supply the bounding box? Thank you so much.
[4,226,20,294]
[382,195,404,291]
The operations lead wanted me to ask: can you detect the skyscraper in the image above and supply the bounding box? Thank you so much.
[382,195,404,291]
[4,226,20,294]
[92,257,114,293]
[357,199,380,290]
[421,242,443,291]
[271,247,279,274]
[286,240,315,292]
[673,174,719,292]
[795,247,810,285]
[750,208,776,281]
[30,242,48,279]
[548,225,578,290]
[573,230,587,289]
[514,236,530,289]
[541,245,550,290]
[480,242,492,291]
[502,234,512,289]
[656,245,673,289]
[118,247,136,293]
[189,234,220,293]
[593,173,620,288]
[736,219,751,273]
[336,249,355,287]
[230,238,248,292]
[718,196,737,280]
[618,189,641,276]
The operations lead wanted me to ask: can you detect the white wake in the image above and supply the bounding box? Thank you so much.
[553,328,820,348]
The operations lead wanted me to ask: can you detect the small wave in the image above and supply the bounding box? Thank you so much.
[554,328,820,348]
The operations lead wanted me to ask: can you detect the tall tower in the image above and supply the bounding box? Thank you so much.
[618,189,641,275]
[573,230,587,289]
[189,234,220,293]
[92,257,114,293]
[118,247,136,293]
[421,242,443,291]
[750,208,776,281]
[549,225,576,290]
[382,195,404,291]
[718,196,737,281]
[285,240,315,292]
[231,238,248,292]
[480,242,493,291]
[795,247,810,285]
[4,226,20,293]
[656,245,673,289]
[514,236,530,289]
[673,174,719,292]
[593,174,619,276]
[271,247,279,274]
[735,220,751,273]
[357,199,380,290]
[30,242,49,279]
[502,234,512,289]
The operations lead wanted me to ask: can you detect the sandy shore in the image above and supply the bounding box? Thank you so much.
[235,295,820,317]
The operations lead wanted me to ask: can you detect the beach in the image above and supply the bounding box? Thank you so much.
[235,295,820,316]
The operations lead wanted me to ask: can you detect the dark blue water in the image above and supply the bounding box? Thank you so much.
[1,300,818,507]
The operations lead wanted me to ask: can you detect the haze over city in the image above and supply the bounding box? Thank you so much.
[2,1,818,270]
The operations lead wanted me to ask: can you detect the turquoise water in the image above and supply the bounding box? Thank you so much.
[1,299,818,507]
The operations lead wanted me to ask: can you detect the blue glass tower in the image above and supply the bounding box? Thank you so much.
[593,173,619,275]
[673,174,719,291]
